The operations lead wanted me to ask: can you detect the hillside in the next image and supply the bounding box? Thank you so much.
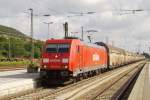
[0,25,28,38]
[0,25,43,59]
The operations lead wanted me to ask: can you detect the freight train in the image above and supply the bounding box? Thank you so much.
[40,38,145,84]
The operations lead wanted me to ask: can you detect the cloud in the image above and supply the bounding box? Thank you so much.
[0,0,149,52]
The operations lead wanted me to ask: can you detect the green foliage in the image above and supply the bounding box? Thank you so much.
[34,48,41,58]
[0,36,43,58]
[0,25,43,59]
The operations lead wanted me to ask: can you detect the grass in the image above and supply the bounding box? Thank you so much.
[0,60,30,67]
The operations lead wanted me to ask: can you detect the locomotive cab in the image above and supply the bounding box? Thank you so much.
[40,39,108,84]
[40,39,72,82]
[42,43,70,69]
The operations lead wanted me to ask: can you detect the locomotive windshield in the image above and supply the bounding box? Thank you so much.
[46,44,70,53]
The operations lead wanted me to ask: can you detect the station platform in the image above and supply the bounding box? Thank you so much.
[0,69,39,98]
[128,62,150,100]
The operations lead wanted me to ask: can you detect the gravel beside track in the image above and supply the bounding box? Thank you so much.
[0,88,43,100]
[0,66,26,71]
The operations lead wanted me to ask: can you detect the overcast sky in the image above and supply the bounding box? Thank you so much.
[0,0,150,53]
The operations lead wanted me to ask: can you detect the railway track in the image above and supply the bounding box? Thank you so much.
[9,61,145,100]
[88,63,145,100]
[53,62,144,100]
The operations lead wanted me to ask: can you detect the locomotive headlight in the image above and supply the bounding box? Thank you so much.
[43,58,49,63]
[44,65,47,68]
[64,66,68,69]
[62,58,69,63]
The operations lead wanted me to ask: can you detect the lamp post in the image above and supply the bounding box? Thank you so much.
[27,9,51,72]
[8,34,11,59]
[43,22,53,39]
[29,8,34,61]
[6,35,11,59]
[28,8,51,61]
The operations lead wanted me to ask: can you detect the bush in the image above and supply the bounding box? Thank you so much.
[0,36,43,59]
[27,61,39,73]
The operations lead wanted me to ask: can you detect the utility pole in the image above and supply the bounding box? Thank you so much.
[29,8,34,61]
[81,26,84,41]
[43,22,53,39]
[8,33,11,59]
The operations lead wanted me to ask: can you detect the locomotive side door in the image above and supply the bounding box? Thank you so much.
[79,46,84,70]
[77,45,84,72]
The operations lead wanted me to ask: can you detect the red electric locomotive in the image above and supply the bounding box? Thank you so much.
[40,38,108,83]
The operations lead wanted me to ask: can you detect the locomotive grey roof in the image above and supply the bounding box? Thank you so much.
[82,41,106,50]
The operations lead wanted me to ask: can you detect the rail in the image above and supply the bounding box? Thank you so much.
[112,63,145,100]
